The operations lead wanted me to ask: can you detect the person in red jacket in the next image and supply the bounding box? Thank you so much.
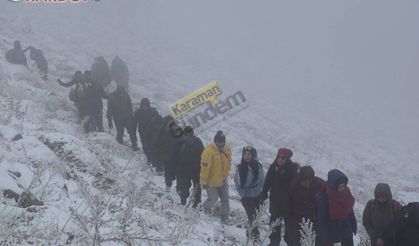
[316,169,357,246]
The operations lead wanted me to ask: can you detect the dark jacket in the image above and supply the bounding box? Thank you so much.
[288,175,325,221]
[155,117,183,164]
[107,87,133,123]
[91,57,111,88]
[5,47,27,66]
[383,202,419,246]
[111,57,129,89]
[134,106,162,158]
[362,183,401,246]
[316,169,357,243]
[176,135,204,180]
[147,114,164,163]
[134,107,161,137]
[82,82,107,114]
[260,159,299,217]
[29,47,48,73]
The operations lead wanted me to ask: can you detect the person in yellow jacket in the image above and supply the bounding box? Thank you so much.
[200,130,232,223]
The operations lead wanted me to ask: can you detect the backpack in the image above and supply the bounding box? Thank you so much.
[400,202,419,224]
[368,200,401,215]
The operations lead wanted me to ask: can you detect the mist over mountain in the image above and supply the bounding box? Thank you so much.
[0,0,418,245]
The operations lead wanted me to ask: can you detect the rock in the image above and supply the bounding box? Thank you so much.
[8,170,22,178]
[18,191,44,208]
[3,189,20,202]
[12,134,23,141]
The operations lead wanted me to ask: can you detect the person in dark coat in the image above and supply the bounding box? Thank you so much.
[57,71,88,119]
[29,47,48,80]
[175,126,204,207]
[107,86,138,151]
[383,202,419,246]
[111,56,129,92]
[154,115,183,188]
[82,71,107,133]
[5,40,28,66]
[234,146,265,242]
[147,114,164,173]
[362,183,401,246]
[286,165,324,246]
[316,169,357,246]
[259,148,299,246]
[134,98,162,163]
[91,56,112,88]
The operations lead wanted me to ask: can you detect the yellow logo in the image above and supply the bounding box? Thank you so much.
[170,81,222,118]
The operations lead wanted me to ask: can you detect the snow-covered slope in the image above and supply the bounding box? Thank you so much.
[0,0,418,245]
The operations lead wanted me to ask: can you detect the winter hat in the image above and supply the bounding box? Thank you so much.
[299,166,315,181]
[184,125,194,136]
[277,148,293,159]
[140,98,150,107]
[214,130,225,143]
[242,146,257,159]
[374,183,392,200]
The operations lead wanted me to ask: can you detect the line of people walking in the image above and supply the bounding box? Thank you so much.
[56,56,132,136]
[4,40,417,246]
[55,72,418,245]
[200,134,418,246]
[156,128,419,246]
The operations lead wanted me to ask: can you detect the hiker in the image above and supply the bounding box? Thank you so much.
[91,56,112,88]
[111,56,129,92]
[259,148,299,246]
[234,146,264,242]
[287,165,324,246]
[154,116,183,188]
[5,40,28,66]
[362,183,401,246]
[29,46,48,80]
[57,71,87,120]
[134,98,161,163]
[175,126,204,207]
[81,71,107,132]
[316,169,357,246]
[200,130,232,223]
[383,202,419,246]
[107,85,138,151]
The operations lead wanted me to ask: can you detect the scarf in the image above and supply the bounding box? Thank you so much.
[326,185,355,220]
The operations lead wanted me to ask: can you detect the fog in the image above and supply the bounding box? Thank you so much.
[2,0,418,152]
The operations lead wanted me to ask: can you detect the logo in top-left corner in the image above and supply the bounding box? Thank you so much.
[8,0,24,2]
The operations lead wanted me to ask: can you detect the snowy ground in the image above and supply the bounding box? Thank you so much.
[0,1,418,245]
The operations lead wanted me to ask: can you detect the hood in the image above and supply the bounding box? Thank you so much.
[374,183,392,200]
[327,169,348,190]
[298,165,315,182]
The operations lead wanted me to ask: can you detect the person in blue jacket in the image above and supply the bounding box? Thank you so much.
[234,146,265,242]
[316,169,357,246]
